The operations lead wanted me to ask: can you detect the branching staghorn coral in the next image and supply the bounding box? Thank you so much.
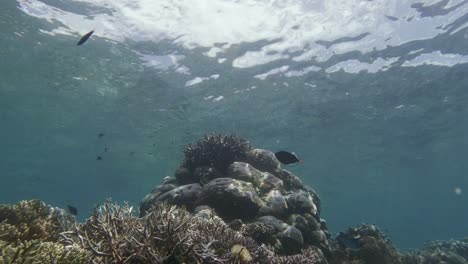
[62,201,256,263]
[60,201,327,263]
[0,200,465,263]
[1,240,90,264]
[0,199,89,263]
[270,248,327,264]
[61,201,157,263]
[0,199,73,243]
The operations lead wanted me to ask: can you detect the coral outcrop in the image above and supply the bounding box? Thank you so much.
[0,199,328,263]
[68,201,327,263]
[401,238,468,264]
[140,134,331,257]
[1,134,467,263]
[0,199,90,263]
[330,224,401,264]
[1,199,466,264]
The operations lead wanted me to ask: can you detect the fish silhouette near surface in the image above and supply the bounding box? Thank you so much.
[67,205,78,216]
[77,30,94,45]
[275,151,303,165]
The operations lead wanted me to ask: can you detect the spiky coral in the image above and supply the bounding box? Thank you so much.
[60,201,326,263]
[62,201,259,263]
[183,134,252,175]
[0,200,322,263]
[0,200,89,263]
[0,240,90,264]
[271,248,328,264]
[0,199,73,243]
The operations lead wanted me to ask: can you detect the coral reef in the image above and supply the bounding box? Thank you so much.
[0,241,90,264]
[330,224,401,264]
[1,134,467,263]
[141,134,331,257]
[329,224,468,264]
[60,201,326,263]
[401,238,468,264]
[0,199,71,243]
[0,199,327,263]
[0,201,466,263]
[0,199,90,263]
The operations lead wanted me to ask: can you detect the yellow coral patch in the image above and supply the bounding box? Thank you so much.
[231,244,252,263]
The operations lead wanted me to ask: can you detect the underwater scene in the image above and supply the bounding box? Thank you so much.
[1,0,468,263]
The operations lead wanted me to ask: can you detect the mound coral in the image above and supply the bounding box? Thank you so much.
[330,224,401,264]
[141,133,331,257]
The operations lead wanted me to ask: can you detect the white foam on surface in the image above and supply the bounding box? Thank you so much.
[17,0,468,70]
[402,51,468,67]
[185,77,208,87]
[135,52,185,70]
[254,65,289,80]
[285,65,321,77]
[326,57,399,73]
[185,74,220,87]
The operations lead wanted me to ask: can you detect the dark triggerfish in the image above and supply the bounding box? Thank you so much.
[275,151,303,165]
[77,30,94,45]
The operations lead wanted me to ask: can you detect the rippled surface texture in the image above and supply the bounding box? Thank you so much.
[1,0,468,248]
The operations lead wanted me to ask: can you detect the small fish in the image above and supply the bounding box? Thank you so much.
[129,152,135,156]
[275,151,303,165]
[104,147,108,152]
[98,133,104,138]
[67,205,78,216]
[77,30,94,46]
[96,156,102,160]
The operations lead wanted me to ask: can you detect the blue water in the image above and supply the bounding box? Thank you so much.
[1,0,467,249]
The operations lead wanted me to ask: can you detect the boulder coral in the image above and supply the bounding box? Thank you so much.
[330,224,401,264]
[141,134,331,256]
